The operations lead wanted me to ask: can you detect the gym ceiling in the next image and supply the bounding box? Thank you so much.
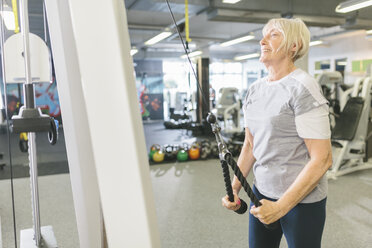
[24,0,372,60]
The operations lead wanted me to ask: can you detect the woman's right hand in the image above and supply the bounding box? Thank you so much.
[221,193,241,211]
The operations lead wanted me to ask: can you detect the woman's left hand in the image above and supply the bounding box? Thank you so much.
[249,199,285,224]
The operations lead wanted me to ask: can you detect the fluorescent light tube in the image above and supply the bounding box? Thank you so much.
[335,0,372,13]
[366,29,372,34]
[223,0,241,3]
[220,35,255,47]
[144,31,172,46]
[1,9,15,30]
[234,53,260,61]
[130,48,138,56]
[181,51,202,58]
[309,40,323,47]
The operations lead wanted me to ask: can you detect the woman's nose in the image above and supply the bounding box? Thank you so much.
[260,37,266,46]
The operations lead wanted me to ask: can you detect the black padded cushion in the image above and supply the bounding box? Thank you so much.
[332,97,364,141]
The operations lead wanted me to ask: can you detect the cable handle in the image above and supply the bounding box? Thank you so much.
[220,160,247,215]
[225,154,280,230]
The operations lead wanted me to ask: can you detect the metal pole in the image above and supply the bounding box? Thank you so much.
[28,133,41,246]
[19,0,42,246]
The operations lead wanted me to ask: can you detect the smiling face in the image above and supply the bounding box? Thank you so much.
[259,26,289,65]
[259,18,311,67]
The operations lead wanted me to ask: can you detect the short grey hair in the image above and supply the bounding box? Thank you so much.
[262,18,310,61]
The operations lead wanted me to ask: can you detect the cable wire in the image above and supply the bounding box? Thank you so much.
[165,0,210,112]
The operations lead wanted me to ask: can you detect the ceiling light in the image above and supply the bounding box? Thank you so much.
[335,0,372,13]
[144,31,172,46]
[309,40,324,47]
[223,0,242,4]
[181,51,202,59]
[234,53,260,61]
[130,48,138,56]
[366,29,372,34]
[220,35,255,47]
[0,5,15,30]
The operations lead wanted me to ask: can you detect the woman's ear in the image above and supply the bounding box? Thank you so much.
[290,42,298,52]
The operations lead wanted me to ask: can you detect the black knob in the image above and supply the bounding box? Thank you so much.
[206,113,216,124]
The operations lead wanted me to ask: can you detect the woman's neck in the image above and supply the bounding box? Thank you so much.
[266,60,297,82]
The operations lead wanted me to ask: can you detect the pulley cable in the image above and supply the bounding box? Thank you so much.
[165,0,209,113]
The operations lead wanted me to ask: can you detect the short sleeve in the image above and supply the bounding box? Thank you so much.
[295,104,331,139]
[291,73,328,116]
[243,89,250,128]
[243,81,258,128]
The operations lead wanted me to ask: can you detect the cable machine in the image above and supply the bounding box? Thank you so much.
[1,0,58,246]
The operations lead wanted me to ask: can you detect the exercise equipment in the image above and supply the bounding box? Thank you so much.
[210,142,219,158]
[1,0,58,246]
[177,149,188,162]
[214,87,242,133]
[149,144,161,161]
[164,144,176,161]
[189,142,200,160]
[328,77,372,179]
[19,132,28,153]
[153,150,165,163]
[200,140,211,159]
[316,71,353,129]
[182,143,190,152]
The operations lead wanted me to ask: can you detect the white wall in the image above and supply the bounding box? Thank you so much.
[308,30,372,84]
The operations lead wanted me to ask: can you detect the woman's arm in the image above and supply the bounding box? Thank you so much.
[232,128,256,195]
[250,138,332,224]
[277,138,332,212]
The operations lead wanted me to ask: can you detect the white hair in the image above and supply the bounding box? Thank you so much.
[262,18,310,61]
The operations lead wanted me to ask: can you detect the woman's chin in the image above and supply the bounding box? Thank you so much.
[259,56,267,63]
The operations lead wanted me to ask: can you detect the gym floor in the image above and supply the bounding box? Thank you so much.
[0,121,371,247]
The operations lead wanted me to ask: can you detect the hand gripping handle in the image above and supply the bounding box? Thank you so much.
[220,160,247,214]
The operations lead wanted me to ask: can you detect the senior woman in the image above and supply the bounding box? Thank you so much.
[222,18,332,248]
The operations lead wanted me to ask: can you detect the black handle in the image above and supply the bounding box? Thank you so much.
[220,160,247,214]
[225,154,279,229]
[235,199,248,214]
[48,118,58,145]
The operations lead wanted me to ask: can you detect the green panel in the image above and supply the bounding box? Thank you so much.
[362,59,372,72]
[352,60,361,72]
[315,61,321,70]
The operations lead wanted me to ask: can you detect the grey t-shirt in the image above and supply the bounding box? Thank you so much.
[243,69,329,203]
